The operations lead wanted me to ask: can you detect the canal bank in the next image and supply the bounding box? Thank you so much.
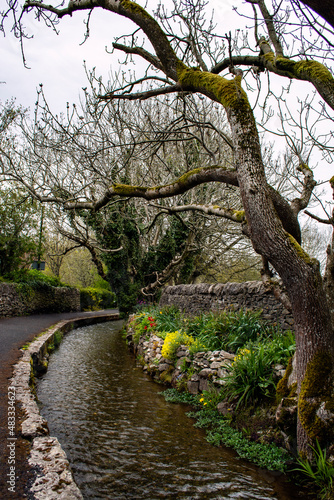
[0,310,119,500]
[36,321,307,499]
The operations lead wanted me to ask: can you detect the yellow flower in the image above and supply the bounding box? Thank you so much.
[160,311,162,314]
[199,398,204,402]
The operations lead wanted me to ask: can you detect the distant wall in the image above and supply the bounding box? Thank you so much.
[159,282,294,330]
[0,282,80,318]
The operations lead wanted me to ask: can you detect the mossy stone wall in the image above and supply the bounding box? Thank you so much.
[159,281,294,330]
[0,282,80,318]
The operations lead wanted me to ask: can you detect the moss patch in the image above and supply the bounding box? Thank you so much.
[276,357,294,401]
[298,352,334,444]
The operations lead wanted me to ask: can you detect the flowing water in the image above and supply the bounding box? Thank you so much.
[37,321,303,499]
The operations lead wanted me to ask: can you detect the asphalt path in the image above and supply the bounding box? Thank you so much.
[0,309,119,499]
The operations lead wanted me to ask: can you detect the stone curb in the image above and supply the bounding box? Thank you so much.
[10,313,119,500]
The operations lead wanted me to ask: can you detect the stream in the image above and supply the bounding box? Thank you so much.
[36,321,303,499]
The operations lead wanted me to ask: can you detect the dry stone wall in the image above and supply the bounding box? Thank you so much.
[0,282,80,318]
[159,282,294,330]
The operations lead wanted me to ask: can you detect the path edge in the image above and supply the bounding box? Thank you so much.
[10,313,120,499]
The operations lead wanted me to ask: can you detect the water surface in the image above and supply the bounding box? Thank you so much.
[37,321,302,499]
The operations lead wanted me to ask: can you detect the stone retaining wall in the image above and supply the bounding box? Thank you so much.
[159,282,294,330]
[10,313,119,499]
[0,282,80,318]
[126,321,286,414]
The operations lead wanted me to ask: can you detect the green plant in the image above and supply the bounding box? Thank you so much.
[263,330,296,365]
[129,311,158,343]
[222,346,276,409]
[80,286,117,311]
[186,407,289,471]
[155,305,183,333]
[221,309,265,353]
[14,269,67,287]
[53,331,63,348]
[199,386,225,410]
[159,388,200,406]
[294,441,334,499]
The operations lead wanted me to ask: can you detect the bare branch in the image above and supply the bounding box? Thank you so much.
[112,42,164,72]
[290,163,317,216]
[99,84,183,102]
[149,202,246,224]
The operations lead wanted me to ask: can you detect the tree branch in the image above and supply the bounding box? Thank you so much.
[290,163,317,216]
[112,42,164,72]
[62,165,239,210]
[99,84,183,101]
[149,202,246,224]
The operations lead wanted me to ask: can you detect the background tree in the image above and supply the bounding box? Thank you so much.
[0,187,39,278]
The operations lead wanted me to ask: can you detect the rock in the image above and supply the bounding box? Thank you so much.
[187,380,199,394]
[158,363,171,372]
[275,397,298,430]
[217,368,229,378]
[217,402,233,416]
[176,357,190,369]
[273,364,286,380]
[199,368,214,378]
[28,436,83,499]
[199,378,209,392]
[210,361,224,369]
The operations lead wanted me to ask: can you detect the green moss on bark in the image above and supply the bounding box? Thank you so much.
[276,357,294,401]
[298,352,334,444]
[287,233,318,266]
[177,65,247,110]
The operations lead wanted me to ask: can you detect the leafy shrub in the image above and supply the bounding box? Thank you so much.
[128,311,158,343]
[221,345,277,408]
[160,389,289,472]
[155,305,183,333]
[185,312,225,350]
[13,269,67,288]
[221,309,266,353]
[80,286,117,311]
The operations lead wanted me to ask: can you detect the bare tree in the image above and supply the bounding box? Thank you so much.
[2,0,334,455]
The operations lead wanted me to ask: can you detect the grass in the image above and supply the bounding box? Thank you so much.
[294,441,334,499]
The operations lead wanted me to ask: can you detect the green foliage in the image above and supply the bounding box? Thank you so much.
[160,388,289,471]
[221,346,277,409]
[80,286,117,311]
[155,305,184,332]
[221,309,265,352]
[0,188,40,279]
[130,306,295,411]
[294,441,334,499]
[189,407,289,471]
[128,311,158,343]
[160,388,200,406]
[86,203,197,313]
[183,309,267,352]
[199,386,226,411]
[14,269,66,288]
[84,203,143,314]
[58,247,109,289]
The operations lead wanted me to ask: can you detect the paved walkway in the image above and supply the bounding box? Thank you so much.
[0,309,119,499]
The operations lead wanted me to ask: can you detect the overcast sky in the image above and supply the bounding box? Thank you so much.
[1,0,236,111]
[0,0,332,213]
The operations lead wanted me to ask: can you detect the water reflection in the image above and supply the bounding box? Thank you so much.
[37,322,301,499]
